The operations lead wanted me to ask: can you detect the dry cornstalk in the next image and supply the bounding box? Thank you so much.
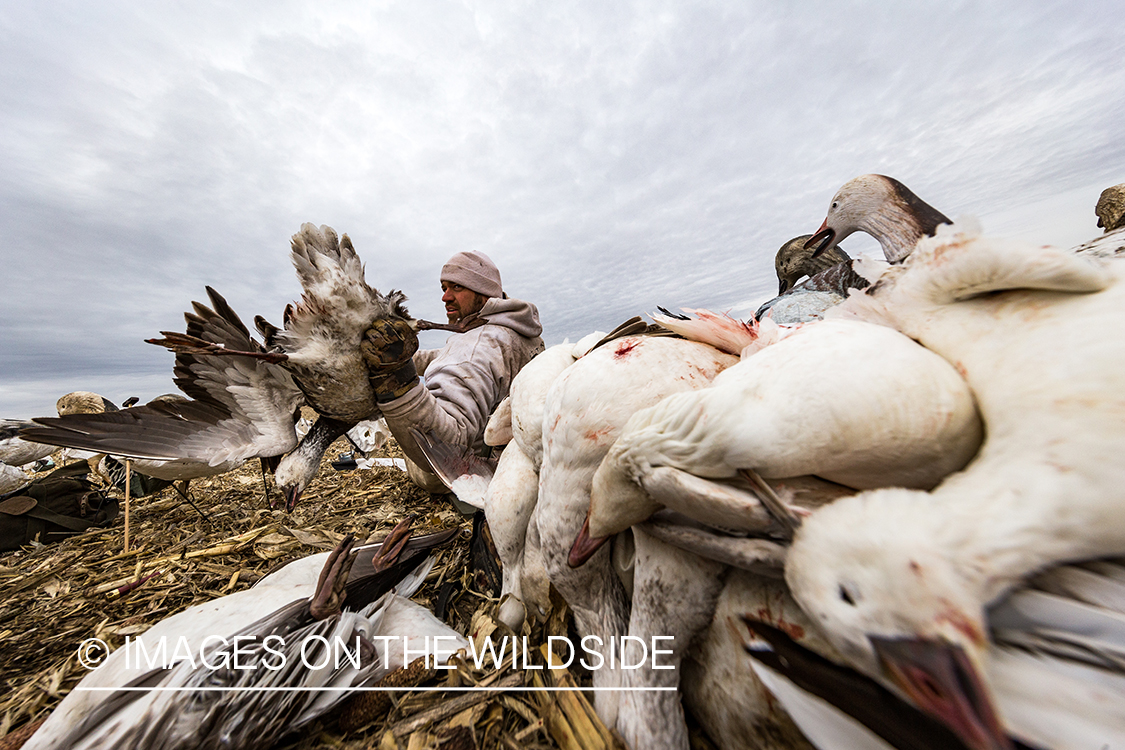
[388,672,523,738]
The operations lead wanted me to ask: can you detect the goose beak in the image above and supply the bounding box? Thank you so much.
[284,484,302,512]
[568,514,610,568]
[870,636,1012,750]
[805,220,836,259]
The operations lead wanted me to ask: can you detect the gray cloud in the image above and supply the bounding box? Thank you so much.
[2,1,1123,417]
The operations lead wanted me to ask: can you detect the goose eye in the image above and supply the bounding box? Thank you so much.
[838,584,857,606]
[831,201,839,209]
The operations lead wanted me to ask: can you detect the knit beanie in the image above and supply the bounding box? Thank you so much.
[441,251,503,298]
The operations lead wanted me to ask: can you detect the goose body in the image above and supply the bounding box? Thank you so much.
[584,318,982,545]
[24,525,463,750]
[0,460,30,494]
[1,419,56,467]
[785,226,1125,749]
[535,334,737,728]
[253,224,410,426]
[415,332,610,629]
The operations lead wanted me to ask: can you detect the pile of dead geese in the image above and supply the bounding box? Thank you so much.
[7,178,1125,750]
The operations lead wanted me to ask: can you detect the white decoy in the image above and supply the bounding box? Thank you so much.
[23,287,313,509]
[534,334,738,728]
[23,521,465,750]
[577,318,982,560]
[785,226,1125,750]
[1,419,57,469]
[0,460,31,495]
[805,174,952,264]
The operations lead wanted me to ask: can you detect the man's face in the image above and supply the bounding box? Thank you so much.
[441,282,486,323]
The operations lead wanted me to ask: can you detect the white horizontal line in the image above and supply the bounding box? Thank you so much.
[75,686,677,692]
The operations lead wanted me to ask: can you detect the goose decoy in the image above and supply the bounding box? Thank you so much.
[805,175,952,264]
[23,519,466,750]
[0,460,30,495]
[784,226,1125,750]
[56,391,121,417]
[0,419,56,470]
[1096,182,1125,232]
[23,286,309,509]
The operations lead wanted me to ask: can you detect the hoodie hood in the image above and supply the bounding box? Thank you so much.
[478,296,543,338]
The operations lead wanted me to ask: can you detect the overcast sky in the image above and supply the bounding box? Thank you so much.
[2,1,1123,418]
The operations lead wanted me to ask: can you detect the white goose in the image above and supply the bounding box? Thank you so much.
[534,334,738,733]
[23,521,465,750]
[411,332,609,630]
[785,225,1125,750]
[1,419,57,469]
[578,317,982,558]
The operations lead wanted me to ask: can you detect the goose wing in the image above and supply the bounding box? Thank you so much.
[24,288,303,465]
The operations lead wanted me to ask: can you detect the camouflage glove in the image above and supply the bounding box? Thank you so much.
[362,318,420,402]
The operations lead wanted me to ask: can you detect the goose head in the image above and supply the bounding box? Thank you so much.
[786,488,1010,750]
[774,234,852,294]
[806,175,951,265]
[273,416,352,511]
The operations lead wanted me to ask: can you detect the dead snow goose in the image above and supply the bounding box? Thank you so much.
[785,226,1125,750]
[23,521,464,750]
[147,223,413,509]
[534,334,738,729]
[774,234,854,295]
[576,318,982,559]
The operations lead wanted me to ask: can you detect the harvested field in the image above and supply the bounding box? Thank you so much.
[0,436,635,750]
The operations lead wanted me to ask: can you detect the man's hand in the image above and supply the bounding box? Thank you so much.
[362,318,420,402]
[361,318,419,369]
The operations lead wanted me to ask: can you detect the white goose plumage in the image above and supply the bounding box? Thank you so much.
[785,224,1125,750]
[535,334,737,736]
[23,523,465,750]
[582,317,982,549]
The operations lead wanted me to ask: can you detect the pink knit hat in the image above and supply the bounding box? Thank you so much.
[440,251,502,298]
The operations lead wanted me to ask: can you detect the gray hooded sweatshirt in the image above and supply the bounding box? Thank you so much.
[380,296,545,475]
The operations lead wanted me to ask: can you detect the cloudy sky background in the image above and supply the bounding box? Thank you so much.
[2,1,1123,418]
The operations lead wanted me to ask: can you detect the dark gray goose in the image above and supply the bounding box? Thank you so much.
[774,234,853,295]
